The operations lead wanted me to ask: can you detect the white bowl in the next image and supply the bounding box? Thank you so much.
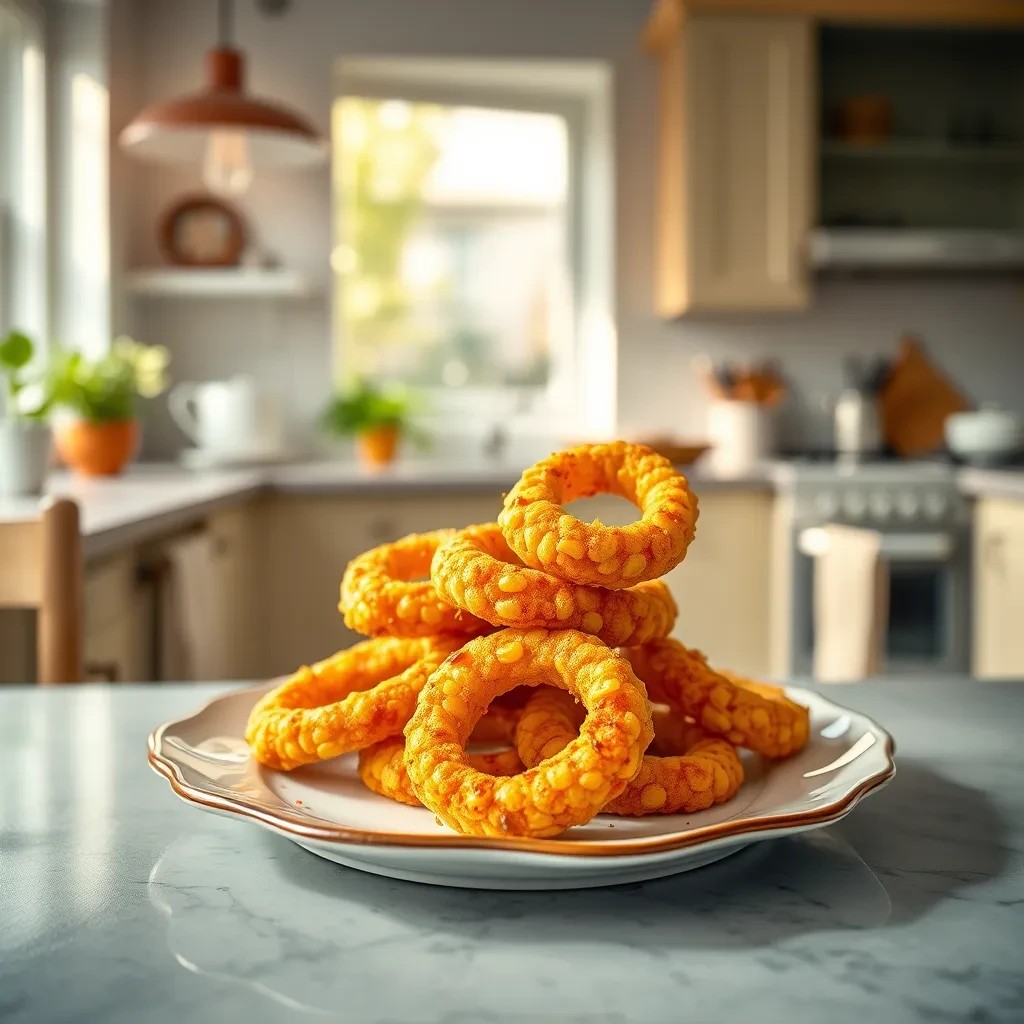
[945,409,1023,466]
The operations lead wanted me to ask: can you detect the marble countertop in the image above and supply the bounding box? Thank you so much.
[957,466,1024,501]
[2,677,1021,1024]
[0,459,775,560]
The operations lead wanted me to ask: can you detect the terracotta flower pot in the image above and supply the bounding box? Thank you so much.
[357,426,399,468]
[54,418,139,477]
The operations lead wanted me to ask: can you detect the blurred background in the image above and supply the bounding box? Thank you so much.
[2,0,1024,687]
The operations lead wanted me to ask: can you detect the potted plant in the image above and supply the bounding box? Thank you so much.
[48,337,170,477]
[320,379,423,469]
[0,330,52,497]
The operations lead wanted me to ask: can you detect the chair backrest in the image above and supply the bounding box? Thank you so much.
[0,497,83,683]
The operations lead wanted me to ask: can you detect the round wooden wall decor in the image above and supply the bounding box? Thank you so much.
[159,194,245,267]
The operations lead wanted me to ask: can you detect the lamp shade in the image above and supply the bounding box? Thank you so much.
[119,48,326,169]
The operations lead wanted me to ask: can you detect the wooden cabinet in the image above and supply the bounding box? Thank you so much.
[973,498,1024,680]
[83,551,147,682]
[649,10,815,314]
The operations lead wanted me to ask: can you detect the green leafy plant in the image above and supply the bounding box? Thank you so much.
[46,337,170,422]
[0,329,49,419]
[319,379,426,441]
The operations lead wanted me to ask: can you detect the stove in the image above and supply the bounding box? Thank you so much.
[776,456,971,676]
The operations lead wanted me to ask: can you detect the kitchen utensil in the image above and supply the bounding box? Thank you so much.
[834,388,882,457]
[944,407,1023,466]
[169,376,283,455]
[879,335,970,457]
[707,399,775,475]
[149,682,894,890]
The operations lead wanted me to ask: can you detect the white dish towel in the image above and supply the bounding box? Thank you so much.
[802,524,888,683]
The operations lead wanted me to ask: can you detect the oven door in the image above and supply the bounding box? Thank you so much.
[792,528,970,676]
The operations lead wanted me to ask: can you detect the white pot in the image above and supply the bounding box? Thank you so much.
[706,400,775,476]
[0,418,52,497]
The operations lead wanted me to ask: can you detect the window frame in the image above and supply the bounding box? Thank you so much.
[332,58,615,439]
[0,0,46,343]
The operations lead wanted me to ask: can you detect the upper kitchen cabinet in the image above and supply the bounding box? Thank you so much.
[647,7,816,315]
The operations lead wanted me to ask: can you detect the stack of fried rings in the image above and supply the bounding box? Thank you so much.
[246,441,810,840]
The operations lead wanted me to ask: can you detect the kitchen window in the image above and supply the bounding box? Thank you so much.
[332,59,614,438]
[0,0,46,341]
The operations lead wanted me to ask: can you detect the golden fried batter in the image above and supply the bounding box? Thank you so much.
[515,687,743,816]
[431,523,677,645]
[340,529,490,638]
[246,636,461,771]
[497,442,698,589]
[358,736,523,807]
[403,629,654,838]
[625,639,810,759]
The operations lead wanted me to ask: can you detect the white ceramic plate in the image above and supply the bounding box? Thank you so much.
[149,684,895,890]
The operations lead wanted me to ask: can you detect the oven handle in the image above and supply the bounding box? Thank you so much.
[798,527,954,561]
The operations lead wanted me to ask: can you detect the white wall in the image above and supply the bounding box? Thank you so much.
[111,0,1024,457]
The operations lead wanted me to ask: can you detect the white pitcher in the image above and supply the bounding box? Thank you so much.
[169,376,282,454]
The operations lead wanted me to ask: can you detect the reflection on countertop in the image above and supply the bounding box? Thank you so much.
[1,677,1021,1023]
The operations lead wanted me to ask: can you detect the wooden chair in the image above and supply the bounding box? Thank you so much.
[0,497,83,683]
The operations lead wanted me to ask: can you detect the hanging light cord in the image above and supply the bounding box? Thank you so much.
[217,0,234,47]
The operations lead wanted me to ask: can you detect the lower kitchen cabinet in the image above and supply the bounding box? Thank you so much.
[973,498,1024,680]
[662,489,773,676]
[83,551,146,682]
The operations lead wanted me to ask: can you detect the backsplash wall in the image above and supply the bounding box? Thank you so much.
[111,0,1024,457]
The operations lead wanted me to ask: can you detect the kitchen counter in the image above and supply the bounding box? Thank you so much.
[0,459,776,560]
[958,467,1024,501]
[2,678,1022,1024]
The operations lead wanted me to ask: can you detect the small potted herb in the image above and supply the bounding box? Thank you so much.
[0,330,52,496]
[48,337,170,477]
[320,379,423,468]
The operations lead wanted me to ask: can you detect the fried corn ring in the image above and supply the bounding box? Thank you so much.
[246,636,461,771]
[625,638,810,759]
[403,628,654,838]
[339,529,490,638]
[515,687,743,816]
[431,523,678,646]
[497,442,698,589]
[358,736,523,807]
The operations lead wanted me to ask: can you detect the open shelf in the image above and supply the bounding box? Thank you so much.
[125,268,314,299]
[821,139,1024,165]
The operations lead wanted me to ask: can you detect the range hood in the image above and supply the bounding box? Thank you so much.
[809,228,1024,271]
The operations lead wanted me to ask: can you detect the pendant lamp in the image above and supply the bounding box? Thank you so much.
[119,0,326,196]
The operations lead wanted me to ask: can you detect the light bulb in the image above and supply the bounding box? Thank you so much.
[202,130,253,196]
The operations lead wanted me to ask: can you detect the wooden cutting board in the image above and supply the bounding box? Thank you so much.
[880,335,970,456]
